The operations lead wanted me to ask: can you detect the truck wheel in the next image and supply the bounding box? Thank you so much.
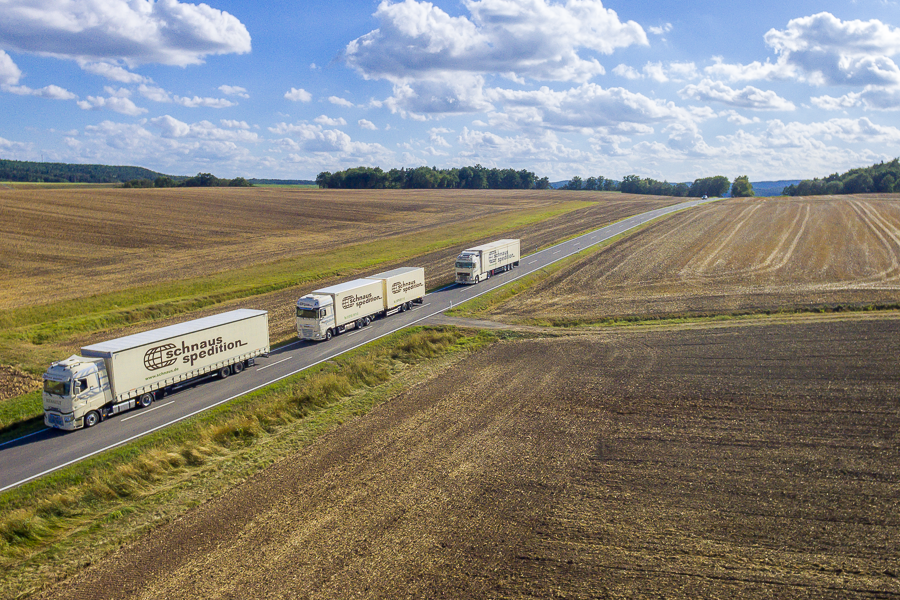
[219,366,230,379]
[405,302,412,311]
[84,411,100,427]
[325,329,333,341]
[475,275,480,284]
[363,316,371,326]
[138,393,153,408]
[233,361,244,374]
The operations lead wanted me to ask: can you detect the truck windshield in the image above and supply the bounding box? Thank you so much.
[44,379,70,396]
[296,307,319,319]
[456,261,475,269]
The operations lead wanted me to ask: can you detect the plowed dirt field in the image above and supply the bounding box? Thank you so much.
[483,195,900,323]
[39,318,900,600]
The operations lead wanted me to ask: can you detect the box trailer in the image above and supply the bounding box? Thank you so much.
[296,267,425,342]
[455,239,520,284]
[42,309,269,431]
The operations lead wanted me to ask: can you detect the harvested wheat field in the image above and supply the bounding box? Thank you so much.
[483,195,900,323]
[38,317,900,599]
[30,192,680,360]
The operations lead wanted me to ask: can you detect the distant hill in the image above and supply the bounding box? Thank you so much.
[751,180,800,197]
[0,159,187,184]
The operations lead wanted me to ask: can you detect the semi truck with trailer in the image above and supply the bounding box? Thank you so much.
[296,266,425,342]
[455,239,520,284]
[42,309,269,431]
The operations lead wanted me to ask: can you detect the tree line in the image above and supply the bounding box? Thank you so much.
[783,159,900,196]
[0,159,169,184]
[122,172,251,188]
[316,165,551,190]
[563,174,749,198]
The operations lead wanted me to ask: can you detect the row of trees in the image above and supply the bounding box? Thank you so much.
[316,165,551,190]
[0,159,167,183]
[565,174,740,198]
[122,173,251,188]
[783,159,900,196]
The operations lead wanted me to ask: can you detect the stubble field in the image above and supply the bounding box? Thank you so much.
[37,318,900,599]
[0,188,680,400]
[478,195,900,324]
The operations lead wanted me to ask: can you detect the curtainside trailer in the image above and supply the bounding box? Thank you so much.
[296,267,425,341]
[455,239,520,284]
[42,309,269,431]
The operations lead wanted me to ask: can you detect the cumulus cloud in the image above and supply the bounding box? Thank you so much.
[0,0,250,67]
[345,0,648,84]
[384,75,494,118]
[77,93,146,116]
[679,79,796,111]
[812,87,900,111]
[0,50,22,86]
[269,121,392,160]
[79,61,147,83]
[314,115,348,126]
[329,96,355,107]
[486,83,697,131]
[148,115,259,142]
[285,87,312,102]
[706,13,900,95]
[219,85,249,98]
[613,61,697,83]
[137,84,235,108]
[359,119,378,130]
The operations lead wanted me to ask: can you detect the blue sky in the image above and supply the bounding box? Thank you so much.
[1,0,899,182]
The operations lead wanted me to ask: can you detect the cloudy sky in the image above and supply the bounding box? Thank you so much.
[1,0,899,182]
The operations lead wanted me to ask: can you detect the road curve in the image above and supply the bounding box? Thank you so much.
[0,198,714,493]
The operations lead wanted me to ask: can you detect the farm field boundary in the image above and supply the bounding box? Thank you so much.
[0,326,502,600]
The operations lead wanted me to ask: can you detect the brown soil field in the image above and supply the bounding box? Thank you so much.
[37,317,900,599]
[482,195,900,323]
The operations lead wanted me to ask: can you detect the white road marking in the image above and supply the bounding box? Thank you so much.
[0,428,49,448]
[122,401,175,421]
[257,356,292,371]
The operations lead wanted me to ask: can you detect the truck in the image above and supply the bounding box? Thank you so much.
[296,266,425,342]
[455,239,520,284]
[42,309,270,431]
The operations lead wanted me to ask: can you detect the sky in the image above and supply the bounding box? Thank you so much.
[1,0,900,183]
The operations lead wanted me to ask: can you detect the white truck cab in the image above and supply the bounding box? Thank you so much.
[43,356,111,429]
[295,294,337,341]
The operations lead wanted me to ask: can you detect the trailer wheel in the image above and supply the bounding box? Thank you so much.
[325,329,333,341]
[363,316,371,326]
[138,393,153,408]
[405,301,412,311]
[84,411,100,428]
[233,361,244,374]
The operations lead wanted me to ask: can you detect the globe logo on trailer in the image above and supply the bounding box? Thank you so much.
[391,282,402,294]
[144,344,178,371]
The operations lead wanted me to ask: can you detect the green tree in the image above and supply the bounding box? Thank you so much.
[731,175,754,197]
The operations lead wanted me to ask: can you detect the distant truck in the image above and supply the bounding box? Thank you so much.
[42,309,269,431]
[455,239,520,284]
[296,266,425,342]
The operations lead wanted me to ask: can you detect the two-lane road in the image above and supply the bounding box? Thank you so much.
[0,198,714,492]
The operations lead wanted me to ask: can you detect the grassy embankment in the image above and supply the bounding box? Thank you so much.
[0,200,592,435]
[0,325,508,599]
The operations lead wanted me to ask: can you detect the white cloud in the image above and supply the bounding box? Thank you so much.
[613,61,698,83]
[137,84,235,108]
[345,0,648,84]
[220,119,250,129]
[148,115,259,142]
[812,87,900,111]
[219,85,249,98]
[79,61,147,83]
[679,79,796,111]
[77,94,146,115]
[0,134,30,154]
[383,74,493,118]
[328,96,355,107]
[269,121,392,161]
[314,115,348,126]
[612,64,642,80]
[706,13,900,91]
[4,81,77,100]
[359,119,378,130]
[285,87,312,102]
[0,0,250,67]
[487,83,697,132]
[649,23,673,36]
[0,50,22,86]
[721,110,762,126]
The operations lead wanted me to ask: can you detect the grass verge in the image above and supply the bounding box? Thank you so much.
[0,325,504,599]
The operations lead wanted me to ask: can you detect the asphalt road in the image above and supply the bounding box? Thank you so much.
[0,198,713,493]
